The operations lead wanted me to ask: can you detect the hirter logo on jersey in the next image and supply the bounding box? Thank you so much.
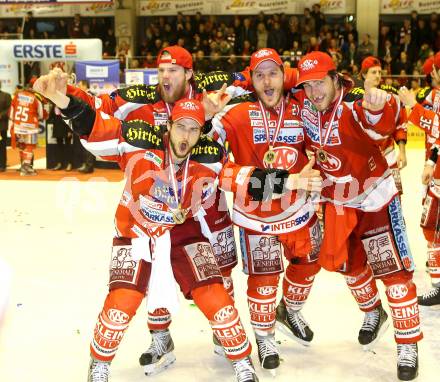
[263,146,299,170]
[300,59,318,71]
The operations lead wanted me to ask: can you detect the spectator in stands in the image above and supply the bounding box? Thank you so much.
[0,83,11,172]
[195,50,209,72]
[311,3,325,33]
[225,54,240,72]
[305,35,320,53]
[74,81,95,174]
[55,19,68,39]
[287,16,301,50]
[49,104,73,171]
[240,40,252,57]
[300,7,316,35]
[268,21,286,54]
[256,22,268,50]
[415,19,429,46]
[400,34,416,63]
[103,28,116,57]
[22,11,36,39]
[143,52,156,68]
[399,18,411,45]
[152,39,163,55]
[357,33,374,62]
[236,17,256,53]
[393,51,412,75]
[69,14,83,38]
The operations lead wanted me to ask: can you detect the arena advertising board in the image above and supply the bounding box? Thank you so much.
[381,0,440,13]
[76,60,120,94]
[0,39,102,94]
[0,0,114,17]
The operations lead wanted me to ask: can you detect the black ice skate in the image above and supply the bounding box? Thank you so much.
[275,299,313,346]
[397,343,418,381]
[87,357,110,382]
[417,286,440,306]
[139,329,176,376]
[358,305,389,350]
[231,356,259,382]
[255,334,280,370]
[20,163,37,176]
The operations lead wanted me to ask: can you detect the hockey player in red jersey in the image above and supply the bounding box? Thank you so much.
[8,84,44,175]
[398,52,440,307]
[359,56,408,194]
[34,72,260,382]
[63,46,241,368]
[294,51,422,381]
[212,48,323,371]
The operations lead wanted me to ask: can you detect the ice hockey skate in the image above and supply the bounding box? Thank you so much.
[397,343,418,381]
[417,286,440,306]
[231,356,259,382]
[255,333,280,372]
[275,299,314,346]
[87,357,110,382]
[139,329,176,376]
[358,305,389,350]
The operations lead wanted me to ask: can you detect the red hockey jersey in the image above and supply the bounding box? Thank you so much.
[293,86,398,211]
[212,94,314,235]
[79,109,226,239]
[9,90,43,134]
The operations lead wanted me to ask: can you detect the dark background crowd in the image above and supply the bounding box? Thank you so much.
[0,6,439,85]
[137,6,439,80]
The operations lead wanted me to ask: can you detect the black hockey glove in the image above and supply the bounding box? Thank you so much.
[247,168,289,201]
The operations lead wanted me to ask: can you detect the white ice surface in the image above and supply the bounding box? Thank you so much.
[0,148,439,382]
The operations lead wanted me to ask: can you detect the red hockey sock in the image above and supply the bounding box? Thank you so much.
[283,261,319,311]
[247,274,279,336]
[383,273,423,344]
[192,283,251,360]
[147,308,171,331]
[90,288,144,362]
[344,264,381,312]
[427,242,440,286]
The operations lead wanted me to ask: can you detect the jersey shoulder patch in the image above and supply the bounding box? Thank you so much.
[416,87,431,103]
[379,84,398,94]
[194,71,235,92]
[227,92,257,105]
[344,86,364,102]
[190,135,224,164]
[117,85,160,104]
[122,120,165,150]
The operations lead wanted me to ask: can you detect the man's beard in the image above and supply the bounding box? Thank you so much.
[255,87,283,109]
[170,139,190,160]
[159,77,187,104]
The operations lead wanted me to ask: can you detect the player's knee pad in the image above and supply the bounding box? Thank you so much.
[247,274,279,335]
[91,288,143,361]
[343,264,381,312]
[383,275,422,343]
[192,283,234,322]
[221,267,235,299]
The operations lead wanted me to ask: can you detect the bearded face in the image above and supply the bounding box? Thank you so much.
[158,63,189,104]
[251,60,284,109]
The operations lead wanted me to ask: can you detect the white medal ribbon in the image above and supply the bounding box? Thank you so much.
[317,90,344,151]
[167,139,191,215]
[258,97,286,168]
